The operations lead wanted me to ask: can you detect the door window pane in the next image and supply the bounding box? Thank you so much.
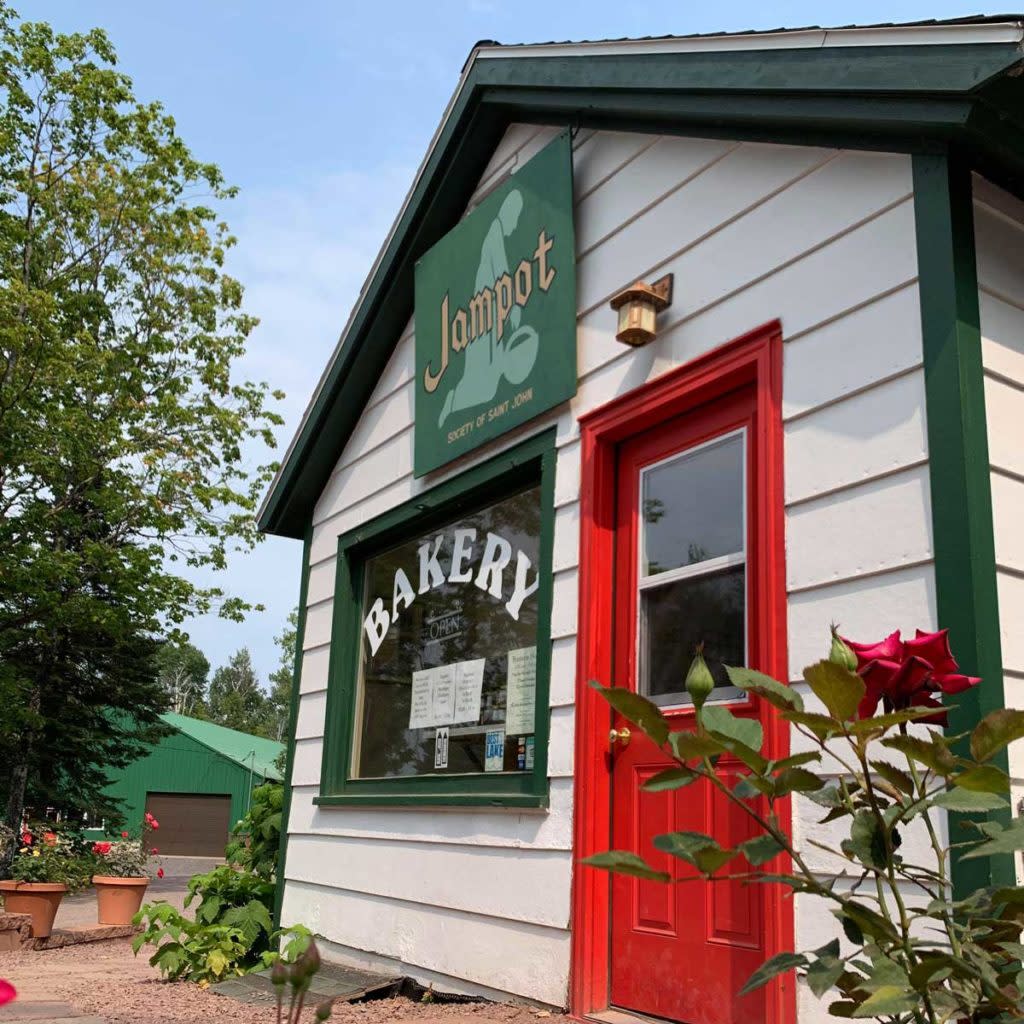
[639,565,746,705]
[355,486,541,779]
[641,433,744,578]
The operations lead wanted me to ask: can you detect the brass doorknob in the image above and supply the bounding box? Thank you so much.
[609,727,631,747]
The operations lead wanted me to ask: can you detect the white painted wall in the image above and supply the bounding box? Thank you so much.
[283,124,936,1020]
[974,177,1024,881]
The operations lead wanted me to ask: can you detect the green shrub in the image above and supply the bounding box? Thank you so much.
[225,782,282,879]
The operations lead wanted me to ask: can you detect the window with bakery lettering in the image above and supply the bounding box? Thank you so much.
[353,486,541,779]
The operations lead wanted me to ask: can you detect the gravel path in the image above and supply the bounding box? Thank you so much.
[0,940,567,1024]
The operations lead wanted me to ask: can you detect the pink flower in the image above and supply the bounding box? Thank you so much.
[842,628,980,725]
[121,831,129,838]
[0,979,15,1006]
[150,847,158,855]
[157,868,164,879]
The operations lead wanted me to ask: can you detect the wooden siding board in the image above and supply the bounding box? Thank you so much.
[785,466,933,592]
[783,370,928,506]
[287,777,573,850]
[280,881,571,1007]
[285,834,571,928]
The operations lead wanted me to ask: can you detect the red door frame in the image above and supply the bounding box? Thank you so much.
[570,320,793,1024]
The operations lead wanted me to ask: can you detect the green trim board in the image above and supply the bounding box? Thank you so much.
[273,526,313,930]
[912,152,1015,895]
[315,428,556,808]
[414,132,576,476]
[258,38,1024,539]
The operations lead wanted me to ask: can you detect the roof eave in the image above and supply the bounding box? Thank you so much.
[258,38,1024,540]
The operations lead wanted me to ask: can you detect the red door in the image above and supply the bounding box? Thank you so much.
[608,384,776,1024]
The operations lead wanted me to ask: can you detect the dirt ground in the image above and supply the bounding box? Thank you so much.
[0,939,568,1024]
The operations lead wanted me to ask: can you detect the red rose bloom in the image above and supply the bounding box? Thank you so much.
[842,628,980,725]
[121,831,129,838]
[20,832,31,846]
[0,979,16,1006]
[157,868,164,879]
[92,841,111,855]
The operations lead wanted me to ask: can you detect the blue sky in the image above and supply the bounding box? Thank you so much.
[22,0,1010,684]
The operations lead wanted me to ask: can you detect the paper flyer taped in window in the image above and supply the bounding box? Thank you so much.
[505,645,537,735]
[409,658,485,729]
[452,658,485,724]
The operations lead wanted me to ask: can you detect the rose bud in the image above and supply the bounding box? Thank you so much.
[829,624,858,672]
[270,962,288,988]
[685,644,715,711]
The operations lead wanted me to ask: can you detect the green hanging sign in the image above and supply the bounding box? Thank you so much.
[414,132,576,477]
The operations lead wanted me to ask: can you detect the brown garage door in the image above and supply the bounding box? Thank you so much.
[144,793,232,857]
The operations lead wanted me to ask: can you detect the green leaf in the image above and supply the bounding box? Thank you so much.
[806,958,846,998]
[843,809,886,869]
[955,764,1010,794]
[669,732,724,762]
[881,734,956,775]
[739,952,807,996]
[849,707,946,734]
[652,831,737,874]
[774,767,825,796]
[590,682,669,746]
[839,913,864,942]
[782,710,841,740]
[641,767,699,792]
[726,667,804,713]
[869,760,915,797]
[701,706,764,751]
[961,818,1024,861]
[738,834,784,866]
[803,660,865,723]
[971,708,1024,763]
[581,851,669,883]
[771,751,822,771]
[932,788,1009,812]
[207,948,230,978]
[850,986,919,1018]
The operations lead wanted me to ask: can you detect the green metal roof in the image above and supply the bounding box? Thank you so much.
[162,713,284,781]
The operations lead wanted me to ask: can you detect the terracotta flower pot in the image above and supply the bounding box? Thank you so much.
[92,875,150,926]
[0,880,67,938]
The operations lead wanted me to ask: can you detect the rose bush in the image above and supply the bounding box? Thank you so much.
[94,814,161,878]
[587,626,1024,1024]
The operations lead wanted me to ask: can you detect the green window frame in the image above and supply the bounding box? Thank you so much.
[315,428,556,808]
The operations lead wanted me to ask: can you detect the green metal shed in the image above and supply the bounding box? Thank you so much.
[85,714,283,856]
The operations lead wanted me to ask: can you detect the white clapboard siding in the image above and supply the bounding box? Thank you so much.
[280,880,571,1007]
[786,465,933,593]
[286,834,571,928]
[975,183,1024,738]
[298,644,331,696]
[286,125,929,1006]
[287,777,574,850]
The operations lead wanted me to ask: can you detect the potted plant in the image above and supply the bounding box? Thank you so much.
[0,829,71,937]
[92,812,163,925]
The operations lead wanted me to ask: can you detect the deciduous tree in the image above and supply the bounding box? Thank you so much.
[0,5,280,842]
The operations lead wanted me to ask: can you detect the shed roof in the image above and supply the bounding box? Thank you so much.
[258,16,1024,539]
[162,713,284,781]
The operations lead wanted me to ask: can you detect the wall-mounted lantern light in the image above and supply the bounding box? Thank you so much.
[609,273,674,347]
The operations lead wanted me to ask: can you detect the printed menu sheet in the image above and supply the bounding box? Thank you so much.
[505,646,537,735]
[409,658,486,730]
